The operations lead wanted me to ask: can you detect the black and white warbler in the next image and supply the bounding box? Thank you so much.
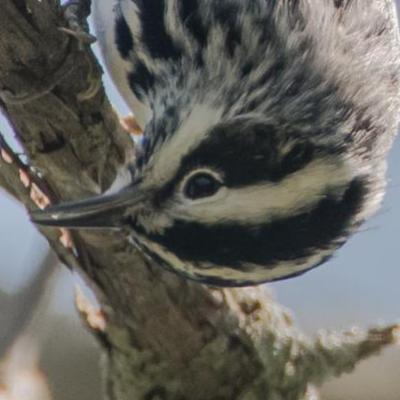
[32,0,400,287]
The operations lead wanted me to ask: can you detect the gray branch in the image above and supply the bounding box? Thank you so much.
[0,1,398,399]
[0,250,57,358]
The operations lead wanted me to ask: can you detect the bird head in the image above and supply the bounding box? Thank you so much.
[31,106,376,286]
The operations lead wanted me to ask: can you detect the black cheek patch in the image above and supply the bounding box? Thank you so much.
[148,178,367,275]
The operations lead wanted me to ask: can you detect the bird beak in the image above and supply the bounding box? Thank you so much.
[30,186,145,229]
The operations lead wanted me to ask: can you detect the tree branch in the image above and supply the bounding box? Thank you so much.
[0,250,57,358]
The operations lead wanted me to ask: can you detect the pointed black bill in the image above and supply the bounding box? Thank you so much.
[30,186,144,229]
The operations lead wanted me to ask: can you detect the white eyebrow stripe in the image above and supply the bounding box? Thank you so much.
[147,104,224,185]
[171,158,354,225]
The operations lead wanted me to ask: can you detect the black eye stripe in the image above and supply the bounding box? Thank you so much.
[175,121,320,187]
[152,120,321,206]
[151,132,321,207]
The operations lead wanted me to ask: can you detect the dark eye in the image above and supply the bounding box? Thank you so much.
[183,172,222,200]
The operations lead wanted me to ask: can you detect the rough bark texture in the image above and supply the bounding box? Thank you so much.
[0,1,399,400]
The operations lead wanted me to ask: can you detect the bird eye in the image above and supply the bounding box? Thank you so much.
[183,172,222,200]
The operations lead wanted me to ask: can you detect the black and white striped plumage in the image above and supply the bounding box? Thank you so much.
[33,0,400,286]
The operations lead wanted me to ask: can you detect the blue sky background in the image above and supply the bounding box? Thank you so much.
[1,4,400,399]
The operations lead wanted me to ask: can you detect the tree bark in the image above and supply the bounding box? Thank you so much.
[0,1,399,400]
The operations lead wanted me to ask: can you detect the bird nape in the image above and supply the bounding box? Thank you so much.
[32,0,400,286]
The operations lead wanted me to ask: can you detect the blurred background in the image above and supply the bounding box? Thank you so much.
[1,3,400,400]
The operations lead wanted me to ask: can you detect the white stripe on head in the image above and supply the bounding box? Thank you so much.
[146,104,224,187]
[170,158,357,225]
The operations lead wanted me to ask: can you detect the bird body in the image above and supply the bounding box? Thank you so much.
[33,0,400,286]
